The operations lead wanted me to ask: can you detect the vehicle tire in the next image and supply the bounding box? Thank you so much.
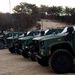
[48,49,74,74]
[8,47,15,53]
[15,47,21,55]
[30,55,36,61]
[37,58,48,66]
[28,44,36,61]
[22,50,28,58]
[0,41,5,49]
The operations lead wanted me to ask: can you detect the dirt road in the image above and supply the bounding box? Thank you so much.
[0,49,75,75]
[37,19,67,30]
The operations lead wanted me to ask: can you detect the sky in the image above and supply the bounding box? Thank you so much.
[0,0,75,13]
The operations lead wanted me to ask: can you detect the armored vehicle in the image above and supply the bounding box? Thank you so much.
[21,28,63,58]
[28,27,64,61]
[0,31,12,49]
[0,31,6,49]
[15,30,44,55]
[7,32,26,53]
[31,26,75,73]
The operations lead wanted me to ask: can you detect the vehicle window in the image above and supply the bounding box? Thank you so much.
[44,29,49,35]
[19,33,24,37]
[27,31,31,36]
[61,27,67,33]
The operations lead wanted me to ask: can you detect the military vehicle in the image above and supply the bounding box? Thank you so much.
[0,31,6,49]
[0,31,12,49]
[7,32,26,53]
[15,29,58,55]
[15,30,44,55]
[28,27,64,61]
[21,28,64,58]
[31,26,75,73]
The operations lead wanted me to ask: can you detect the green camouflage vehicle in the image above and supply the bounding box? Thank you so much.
[15,29,58,55]
[16,30,44,55]
[28,27,64,61]
[31,26,75,73]
[7,32,26,53]
[0,31,12,49]
[0,31,6,49]
[21,28,63,58]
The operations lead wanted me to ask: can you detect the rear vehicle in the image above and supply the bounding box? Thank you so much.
[15,30,44,55]
[7,32,26,53]
[31,26,75,73]
[18,30,44,57]
[0,31,6,49]
[0,31,11,49]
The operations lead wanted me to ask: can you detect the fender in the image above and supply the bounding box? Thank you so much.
[49,41,75,56]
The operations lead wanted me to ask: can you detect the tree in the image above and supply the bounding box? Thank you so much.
[13,2,32,14]
[70,8,75,16]
[39,5,48,14]
[47,6,64,20]
[13,2,39,15]
[64,7,71,16]
[39,5,49,19]
[47,6,63,16]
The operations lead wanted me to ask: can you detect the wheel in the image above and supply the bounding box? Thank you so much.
[15,47,21,55]
[30,56,36,61]
[22,50,28,58]
[28,45,36,61]
[29,54,36,61]
[8,47,15,53]
[0,41,5,49]
[48,49,74,74]
[37,58,48,66]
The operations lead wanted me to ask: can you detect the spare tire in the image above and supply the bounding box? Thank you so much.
[8,46,15,53]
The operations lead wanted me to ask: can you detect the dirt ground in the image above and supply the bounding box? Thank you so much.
[37,19,67,30]
[0,49,75,75]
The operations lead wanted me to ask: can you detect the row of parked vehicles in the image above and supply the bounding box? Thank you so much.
[1,26,75,74]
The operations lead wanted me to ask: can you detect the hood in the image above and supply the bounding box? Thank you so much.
[18,36,33,40]
[33,33,67,41]
[41,33,67,41]
[33,33,55,40]
[7,36,18,39]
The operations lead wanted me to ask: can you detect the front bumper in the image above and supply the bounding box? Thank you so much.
[36,54,49,61]
[36,54,42,60]
[28,51,38,57]
[7,44,13,48]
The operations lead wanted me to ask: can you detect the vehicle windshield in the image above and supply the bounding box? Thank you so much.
[44,29,49,35]
[19,33,25,37]
[7,34,13,37]
[26,31,40,36]
[61,27,67,33]
[7,33,18,37]
[27,31,30,36]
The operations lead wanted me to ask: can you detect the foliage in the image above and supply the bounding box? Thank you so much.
[13,2,39,15]
[47,6,63,16]
[1,2,75,31]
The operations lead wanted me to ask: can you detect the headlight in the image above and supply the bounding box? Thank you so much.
[25,46,29,49]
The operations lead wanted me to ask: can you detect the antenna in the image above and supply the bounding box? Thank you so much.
[9,0,11,13]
